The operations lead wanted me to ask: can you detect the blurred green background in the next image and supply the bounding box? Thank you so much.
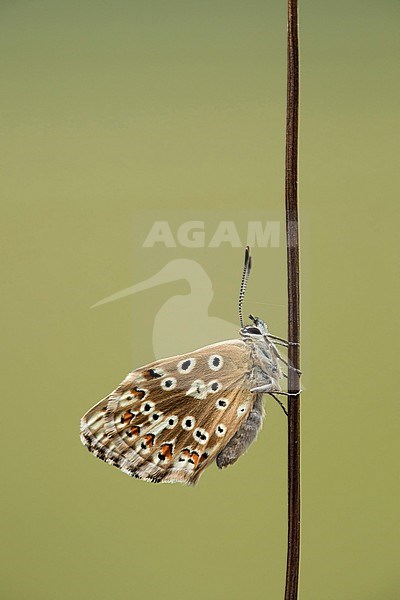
[2,1,399,599]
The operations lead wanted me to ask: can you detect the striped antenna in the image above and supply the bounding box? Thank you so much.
[238,246,252,328]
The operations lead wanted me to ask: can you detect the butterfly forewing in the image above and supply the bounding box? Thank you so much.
[80,340,255,485]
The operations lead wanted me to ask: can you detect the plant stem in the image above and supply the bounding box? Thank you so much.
[284,0,301,599]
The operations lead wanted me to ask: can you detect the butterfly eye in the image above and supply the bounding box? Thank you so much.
[215,424,227,437]
[216,398,229,410]
[208,355,223,371]
[246,327,262,335]
[161,377,177,391]
[182,416,195,431]
[177,358,196,373]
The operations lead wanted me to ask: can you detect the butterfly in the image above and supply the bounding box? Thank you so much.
[80,247,300,485]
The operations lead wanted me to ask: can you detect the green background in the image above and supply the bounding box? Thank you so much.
[2,1,399,599]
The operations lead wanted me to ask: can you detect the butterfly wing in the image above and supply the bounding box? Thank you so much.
[80,339,258,485]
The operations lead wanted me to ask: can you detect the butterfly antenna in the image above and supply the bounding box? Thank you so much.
[238,246,252,328]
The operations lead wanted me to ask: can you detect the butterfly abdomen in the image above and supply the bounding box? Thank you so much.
[216,394,265,469]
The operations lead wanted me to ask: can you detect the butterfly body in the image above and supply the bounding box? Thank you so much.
[80,318,283,485]
[80,248,300,485]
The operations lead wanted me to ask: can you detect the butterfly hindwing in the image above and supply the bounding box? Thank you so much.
[80,340,257,485]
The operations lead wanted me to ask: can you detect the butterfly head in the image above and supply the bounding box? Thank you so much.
[240,314,269,339]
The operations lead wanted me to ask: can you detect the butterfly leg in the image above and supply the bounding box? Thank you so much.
[216,394,264,469]
[269,340,289,347]
[281,368,298,379]
[269,393,288,416]
[250,382,277,393]
[268,334,300,347]
[273,390,302,397]
[270,344,302,375]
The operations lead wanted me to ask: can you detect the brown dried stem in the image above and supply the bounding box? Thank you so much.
[283,0,301,599]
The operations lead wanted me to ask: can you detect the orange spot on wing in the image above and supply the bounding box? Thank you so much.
[199,452,209,465]
[121,410,134,424]
[189,451,200,467]
[142,369,162,380]
[144,434,155,447]
[159,443,173,460]
[130,387,146,399]
[128,425,141,438]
